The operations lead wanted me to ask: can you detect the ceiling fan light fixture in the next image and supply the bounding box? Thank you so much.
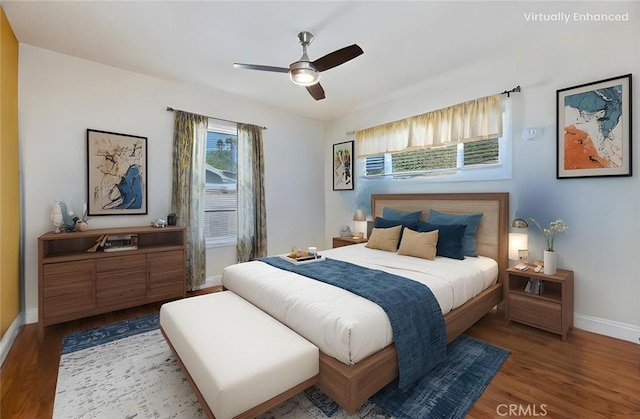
[233,31,362,100]
[289,62,320,86]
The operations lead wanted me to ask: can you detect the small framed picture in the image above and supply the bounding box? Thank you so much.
[87,129,148,216]
[557,74,632,178]
[333,140,354,191]
[518,249,529,263]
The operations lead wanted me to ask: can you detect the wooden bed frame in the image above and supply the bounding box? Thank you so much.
[170,192,508,417]
[317,192,509,414]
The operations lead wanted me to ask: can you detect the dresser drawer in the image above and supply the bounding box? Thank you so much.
[509,293,562,333]
[97,254,146,273]
[96,270,147,308]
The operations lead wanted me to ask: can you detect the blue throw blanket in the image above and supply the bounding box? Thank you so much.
[260,256,446,389]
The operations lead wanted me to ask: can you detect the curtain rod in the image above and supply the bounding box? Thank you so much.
[166,107,267,130]
[501,85,521,97]
[346,86,521,135]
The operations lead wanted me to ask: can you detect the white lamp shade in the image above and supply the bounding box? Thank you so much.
[353,221,368,238]
[508,233,528,260]
[353,210,367,238]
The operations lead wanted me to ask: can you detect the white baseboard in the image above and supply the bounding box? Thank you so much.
[574,313,640,345]
[0,312,25,367]
[203,275,222,289]
[13,293,638,357]
[25,307,38,324]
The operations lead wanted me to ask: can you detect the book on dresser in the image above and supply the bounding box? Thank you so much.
[524,278,545,295]
[103,234,139,252]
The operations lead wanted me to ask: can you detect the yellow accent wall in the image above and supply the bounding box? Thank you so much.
[0,6,20,339]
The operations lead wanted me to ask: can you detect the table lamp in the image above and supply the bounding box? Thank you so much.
[509,218,528,262]
[353,209,367,239]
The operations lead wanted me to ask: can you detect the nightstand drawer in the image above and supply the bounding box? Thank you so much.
[332,237,367,248]
[509,293,562,333]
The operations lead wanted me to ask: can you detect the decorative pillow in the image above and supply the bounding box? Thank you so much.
[374,217,418,248]
[427,209,483,257]
[382,207,422,223]
[417,221,466,260]
[397,228,438,260]
[365,225,402,252]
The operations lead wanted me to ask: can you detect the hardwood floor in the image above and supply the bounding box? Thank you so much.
[465,313,640,418]
[0,288,220,419]
[2,292,639,418]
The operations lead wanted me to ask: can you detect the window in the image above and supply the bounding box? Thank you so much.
[362,99,510,181]
[204,120,237,246]
[366,138,499,177]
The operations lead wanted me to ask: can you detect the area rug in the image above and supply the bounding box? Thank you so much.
[54,313,508,419]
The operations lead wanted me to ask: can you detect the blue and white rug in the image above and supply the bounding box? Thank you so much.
[54,313,508,419]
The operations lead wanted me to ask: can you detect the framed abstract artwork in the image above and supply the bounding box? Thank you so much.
[87,129,148,215]
[556,74,632,178]
[333,140,354,190]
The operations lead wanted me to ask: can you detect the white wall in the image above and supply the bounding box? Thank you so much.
[325,5,640,343]
[17,3,640,344]
[19,45,325,320]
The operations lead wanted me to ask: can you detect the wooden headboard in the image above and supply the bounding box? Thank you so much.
[371,193,509,283]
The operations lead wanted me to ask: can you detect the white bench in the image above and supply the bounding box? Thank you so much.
[160,291,319,419]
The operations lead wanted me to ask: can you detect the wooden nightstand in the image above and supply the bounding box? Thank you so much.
[505,266,574,340]
[332,236,367,248]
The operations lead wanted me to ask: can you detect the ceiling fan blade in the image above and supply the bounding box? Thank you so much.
[233,63,289,73]
[313,44,363,72]
[306,83,326,101]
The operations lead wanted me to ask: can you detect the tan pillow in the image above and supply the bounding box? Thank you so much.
[398,228,438,260]
[365,225,402,252]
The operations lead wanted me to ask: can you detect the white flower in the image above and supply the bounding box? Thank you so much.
[530,218,568,251]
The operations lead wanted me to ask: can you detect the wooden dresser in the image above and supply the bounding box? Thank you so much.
[38,226,186,340]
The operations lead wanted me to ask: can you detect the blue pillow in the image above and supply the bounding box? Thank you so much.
[417,221,466,260]
[427,209,483,257]
[382,207,422,223]
[374,217,418,248]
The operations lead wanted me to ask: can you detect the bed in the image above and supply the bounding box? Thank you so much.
[222,192,508,414]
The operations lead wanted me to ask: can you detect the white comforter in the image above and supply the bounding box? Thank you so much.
[222,243,497,365]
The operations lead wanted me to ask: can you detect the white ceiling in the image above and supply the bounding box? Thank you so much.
[1,1,585,121]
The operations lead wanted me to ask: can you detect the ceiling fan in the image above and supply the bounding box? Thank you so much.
[233,31,363,101]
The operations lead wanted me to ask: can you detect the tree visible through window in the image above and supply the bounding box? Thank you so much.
[205,127,238,245]
[364,138,500,177]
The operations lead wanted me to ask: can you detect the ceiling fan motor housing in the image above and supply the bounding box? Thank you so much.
[297,31,314,46]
